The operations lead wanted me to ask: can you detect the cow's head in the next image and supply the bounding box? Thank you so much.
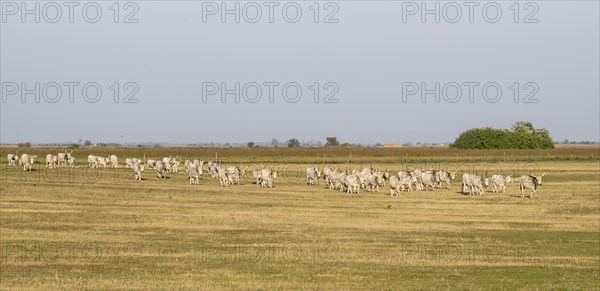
[536,173,545,185]
[450,171,457,180]
[505,176,512,183]
[484,178,489,187]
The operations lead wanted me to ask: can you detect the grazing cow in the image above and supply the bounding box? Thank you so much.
[374,171,389,186]
[88,155,99,168]
[7,154,18,166]
[187,164,202,185]
[306,167,321,185]
[207,161,219,178]
[435,170,457,189]
[125,158,142,168]
[519,173,545,198]
[389,176,402,196]
[364,173,382,192]
[414,169,437,191]
[155,161,168,179]
[162,157,174,172]
[328,171,347,191]
[260,170,278,188]
[97,156,109,168]
[226,166,244,185]
[171,159,180,173]
[57,150,73,167]
[110,155,119,168]
[146,159,157,169]
[19,154,37,171]
[397,171,415,190]
[132,163,144,180]
[45,154,57,169]
[490,175,512,193]
[461,173,489,195]
[253,168,278,188]
[344,174,362,194]
[322,166,336,186]
[217,167,232,187]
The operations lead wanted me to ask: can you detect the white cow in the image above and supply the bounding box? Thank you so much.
[19,154,37,171]
[389,176,402,196]
[217,167,232,187]
[414,169,437,191]
[344,174,363,194]
[132,163,144,180]
[306,167,321,186]
[45,154,57,169]
[155,161,168,179]
[67,156,76,167]
[125,158,142,169]
[364,173,382,192]
[435,170,457,189]
[252,168,277,188]
[207,161,219,178]
[110,155,119,168]
[88,155,99,168]
[162,157,174,172]
[519,173,544,198]
[398,174,415,192]
[226,166,245,185]
[7,154,18,166]
[374,171,389,186]
[327,171,347,191]
[97,156,109,168]
[461,173,489,196]
[146,159,157,169]
[57,150,73,167]
[188,164,201,185]
[490,175,512,193]
[172,159,180,173]
[193,160,204,170]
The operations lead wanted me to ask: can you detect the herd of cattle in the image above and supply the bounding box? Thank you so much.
[7,151,545,198]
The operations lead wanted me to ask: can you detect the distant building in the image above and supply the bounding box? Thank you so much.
[383,144,403,148]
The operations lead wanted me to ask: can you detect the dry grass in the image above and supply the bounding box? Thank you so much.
[0,148,598,289]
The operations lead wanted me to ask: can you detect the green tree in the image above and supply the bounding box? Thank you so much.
[450,122,554,149]
[287,139,300,148]
[247,141,255,148]
[83,140,92,146]
[325,137,339,147]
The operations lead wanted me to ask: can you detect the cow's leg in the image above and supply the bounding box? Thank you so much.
[520,185,524,198]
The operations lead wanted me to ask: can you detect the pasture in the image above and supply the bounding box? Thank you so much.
[0,147,598,289]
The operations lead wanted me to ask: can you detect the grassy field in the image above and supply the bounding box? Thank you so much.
[0,147,598,289]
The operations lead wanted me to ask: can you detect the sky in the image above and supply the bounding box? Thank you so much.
[1,1,599,144]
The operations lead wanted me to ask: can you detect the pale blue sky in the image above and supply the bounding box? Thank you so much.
[1,1,598,144]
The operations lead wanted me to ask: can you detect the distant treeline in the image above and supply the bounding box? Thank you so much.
[450,122,555,149]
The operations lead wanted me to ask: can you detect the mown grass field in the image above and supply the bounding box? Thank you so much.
[0,147,598,290]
